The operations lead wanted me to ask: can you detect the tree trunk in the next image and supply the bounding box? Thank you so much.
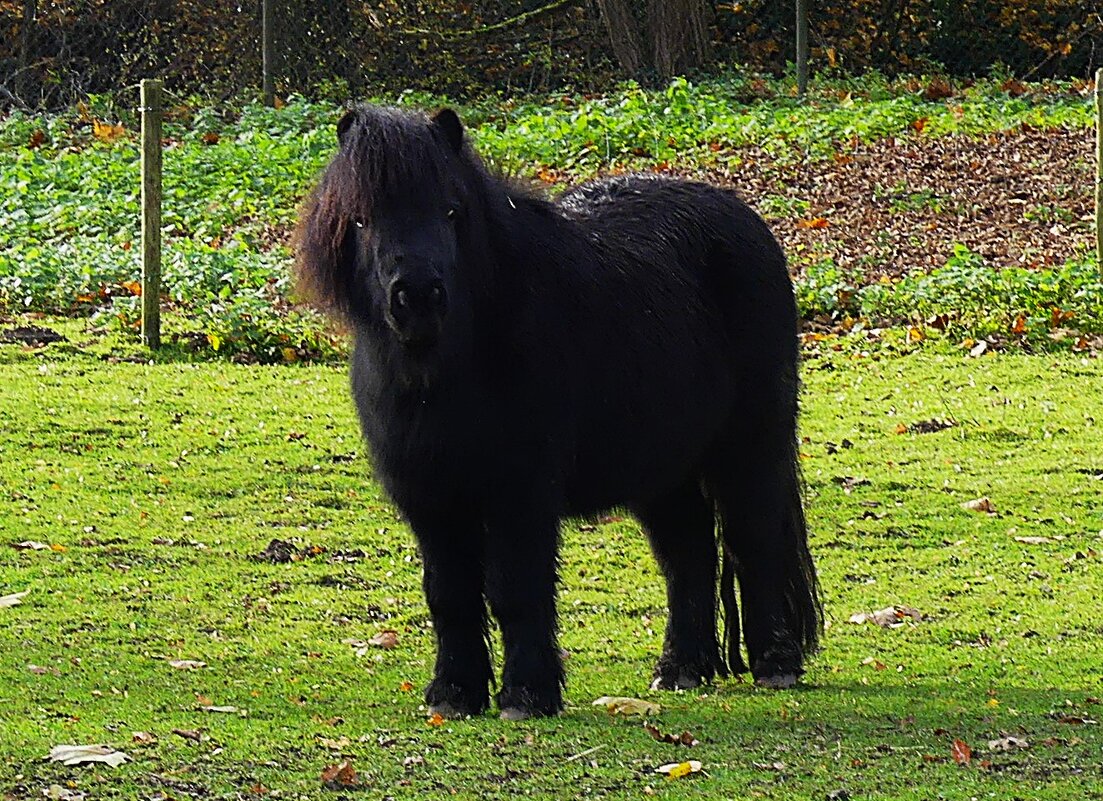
[597,0,711,78]
[648,0,710,78]
[18,0,36,105]
[594,0,645,75]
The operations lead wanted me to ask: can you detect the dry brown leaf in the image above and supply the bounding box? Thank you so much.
[320,760,359,790]
[368,630,398,649]
[951,739,972,765]
[14,540,49,550]
[92,120,126,143]
[644,723,699,746]
[962,497,996,514]
[849,606,922,627]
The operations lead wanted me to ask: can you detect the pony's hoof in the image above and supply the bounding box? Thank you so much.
[499,706,535,721]
[429,701,473,719]
[754,673,798,689]
[651,670,702,691]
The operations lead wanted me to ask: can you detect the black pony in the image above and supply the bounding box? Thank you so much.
[296,105,821,720]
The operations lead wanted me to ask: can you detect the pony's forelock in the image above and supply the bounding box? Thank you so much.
[294,105,483,315]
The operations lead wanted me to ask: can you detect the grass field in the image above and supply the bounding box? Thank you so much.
[2,342,1101,799]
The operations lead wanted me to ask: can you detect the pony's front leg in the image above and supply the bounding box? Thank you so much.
[413,515,492,718]
[484,505,564,719]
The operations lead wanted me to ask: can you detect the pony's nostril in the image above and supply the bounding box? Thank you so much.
[429,283,446,306]
[395,288,409,308]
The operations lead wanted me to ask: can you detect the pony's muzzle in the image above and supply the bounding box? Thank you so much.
[385,276,448,348]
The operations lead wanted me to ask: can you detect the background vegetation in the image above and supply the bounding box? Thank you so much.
[1,0,1100,110]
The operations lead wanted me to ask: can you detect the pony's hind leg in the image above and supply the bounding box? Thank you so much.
[414,514,493,718]
[634,479,727,690]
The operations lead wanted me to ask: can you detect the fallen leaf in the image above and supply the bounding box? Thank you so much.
[43,785,85,801]
[593,696,661,716]
[92,120,126,143]
[798,217,830,229]
[399,681,414,692]
[951,739,972,765]
[131,731,156,744]
[29,129,47,148]
[988,736,1028,751]
[46,744,129,767]
[969,340,988,358]
[0,590,30,608]
[320,760,359,790]
[318,736,351,750]
[656,760,703,780]
[172,729,202,741]
[168,659,207,670]
[644,723,698,746]
[14,541,50,550]
[1015,536,1053,545]
[961,497,996,514]
[922,77,954,101]
[202,131,220,145]
[368,630,398,649]
[849,606,922,628]
[426,713,445,727]
[202,705,239,714]
[861,657,887,670]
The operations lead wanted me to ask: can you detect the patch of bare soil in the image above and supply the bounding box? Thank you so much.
[699,126,1095,282]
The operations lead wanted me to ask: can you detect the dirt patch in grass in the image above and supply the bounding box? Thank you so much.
[697,126,1094,281]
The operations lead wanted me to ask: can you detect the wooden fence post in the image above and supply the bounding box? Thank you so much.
[1096,67,1102,278]
[262,0,275,107]
[796,0,809,97]
[140,79,162,350]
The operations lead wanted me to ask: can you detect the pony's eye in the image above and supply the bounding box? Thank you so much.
[446,207,457,220]
[395,289,409,308]
[353,219,364,229]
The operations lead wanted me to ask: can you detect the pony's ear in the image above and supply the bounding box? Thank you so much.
[336,110,357,146]
[431,108,464,153]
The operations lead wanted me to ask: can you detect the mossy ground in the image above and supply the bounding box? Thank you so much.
[1,340,1101,799]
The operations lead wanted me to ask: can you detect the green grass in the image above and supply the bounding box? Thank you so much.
[2,343,1101,798]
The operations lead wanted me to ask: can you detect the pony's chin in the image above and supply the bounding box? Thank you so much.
[393,330,441,359]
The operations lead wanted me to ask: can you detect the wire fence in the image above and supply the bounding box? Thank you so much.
[1,1,1101,112]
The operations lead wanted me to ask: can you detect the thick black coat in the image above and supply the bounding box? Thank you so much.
[297,105,821,719]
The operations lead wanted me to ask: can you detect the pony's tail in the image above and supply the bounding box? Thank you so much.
[777,447,823,662]
[718,546,749,674]
[712,434,823,677]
